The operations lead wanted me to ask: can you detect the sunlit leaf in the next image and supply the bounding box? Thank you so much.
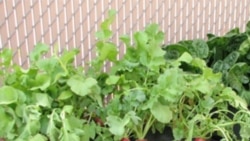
[30,43,49,62]
[150,102,172,123]
[67,76,98,96]
[0,86,19,105]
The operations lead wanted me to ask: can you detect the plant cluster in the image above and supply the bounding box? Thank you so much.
[164,22,250,105]
[1,10,250,141]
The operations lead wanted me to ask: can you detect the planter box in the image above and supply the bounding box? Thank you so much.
[129,126,240,141]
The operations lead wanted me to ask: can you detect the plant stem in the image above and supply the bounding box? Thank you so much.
[211,125,230,141]
[143,69,149,86]
[179,95,188,127]
[133,125,143,139]
[141,114,155,139]
[87,112,93,124]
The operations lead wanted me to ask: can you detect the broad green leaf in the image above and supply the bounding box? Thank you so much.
[240,117,250,140]
[190,39,209,58]
[134,31,148,49]
[24,105,42,120]
[106,115,129,136]
[30,43,49,62]
[164,44,190,60]
[60,118,73,141]
[226,63,250,91]
[19,120,41,139]
[46,110,60,141]
[31,73,51,91]
[0,107,15,137]
[120,35,131,48]
[125,111,141,125]
[5,71,17,85]
[36,57,58,73]
[190,58,207,69]
[0,86,19,105]
[124,89,146,107]
[150,102,172,123]
[96,41,118,61]
[57,91,73,100]
[148,43,165,58]
[240,90,250,105]
[35,57,67,84]
[139,50,149,66]
[225,27,240,37]
[239,37,250,55]
[154,69,184,104]
[202,67,222,83]
[29,134,48,141]
[173,126,185,141]
[154,30,165,44]
[221,87,248,109]
[67,76,98,96]
[62,105,73,114]
[227,69,243,92]
[0,48,12,66]
[177,52,193,63]
[83,123,96,140]
[201,96,215,110]
[33,93,52,108]
[67,133,81,141]
[88,85,103,106]
[60,49,79,65]
[212,60,224,72]
[147,36,165,58]
[191,78,211,94]
[148,56,166,71]
[60,116,85,140]
[145,24,159,36]
[223,51,240,69]
[133,89,146,102]
[39,116,49,135]
[95,30,112,40]
[158,68,185,89]
[121,60,139,70]
[106,75,120,85]
[162,89,182,103]
[51,64,68,83]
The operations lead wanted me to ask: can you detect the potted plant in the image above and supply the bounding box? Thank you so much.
[166,52,250,140]
[89,10,172,140]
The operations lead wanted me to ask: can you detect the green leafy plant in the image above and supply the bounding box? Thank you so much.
[91,11,250,140]
[0,44,109,141]
[163,21,250,105]
[0,48,13,85]
[93,22,168,140]
[168,53,250,141]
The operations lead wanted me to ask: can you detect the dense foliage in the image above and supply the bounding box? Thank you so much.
[164,21,250,105]
[1,10,250,141]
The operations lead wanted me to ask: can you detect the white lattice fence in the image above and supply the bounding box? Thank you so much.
[0,0,250,67]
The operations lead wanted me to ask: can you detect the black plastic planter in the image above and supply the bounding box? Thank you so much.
[129,127,174,141]
[129,126,240,141]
